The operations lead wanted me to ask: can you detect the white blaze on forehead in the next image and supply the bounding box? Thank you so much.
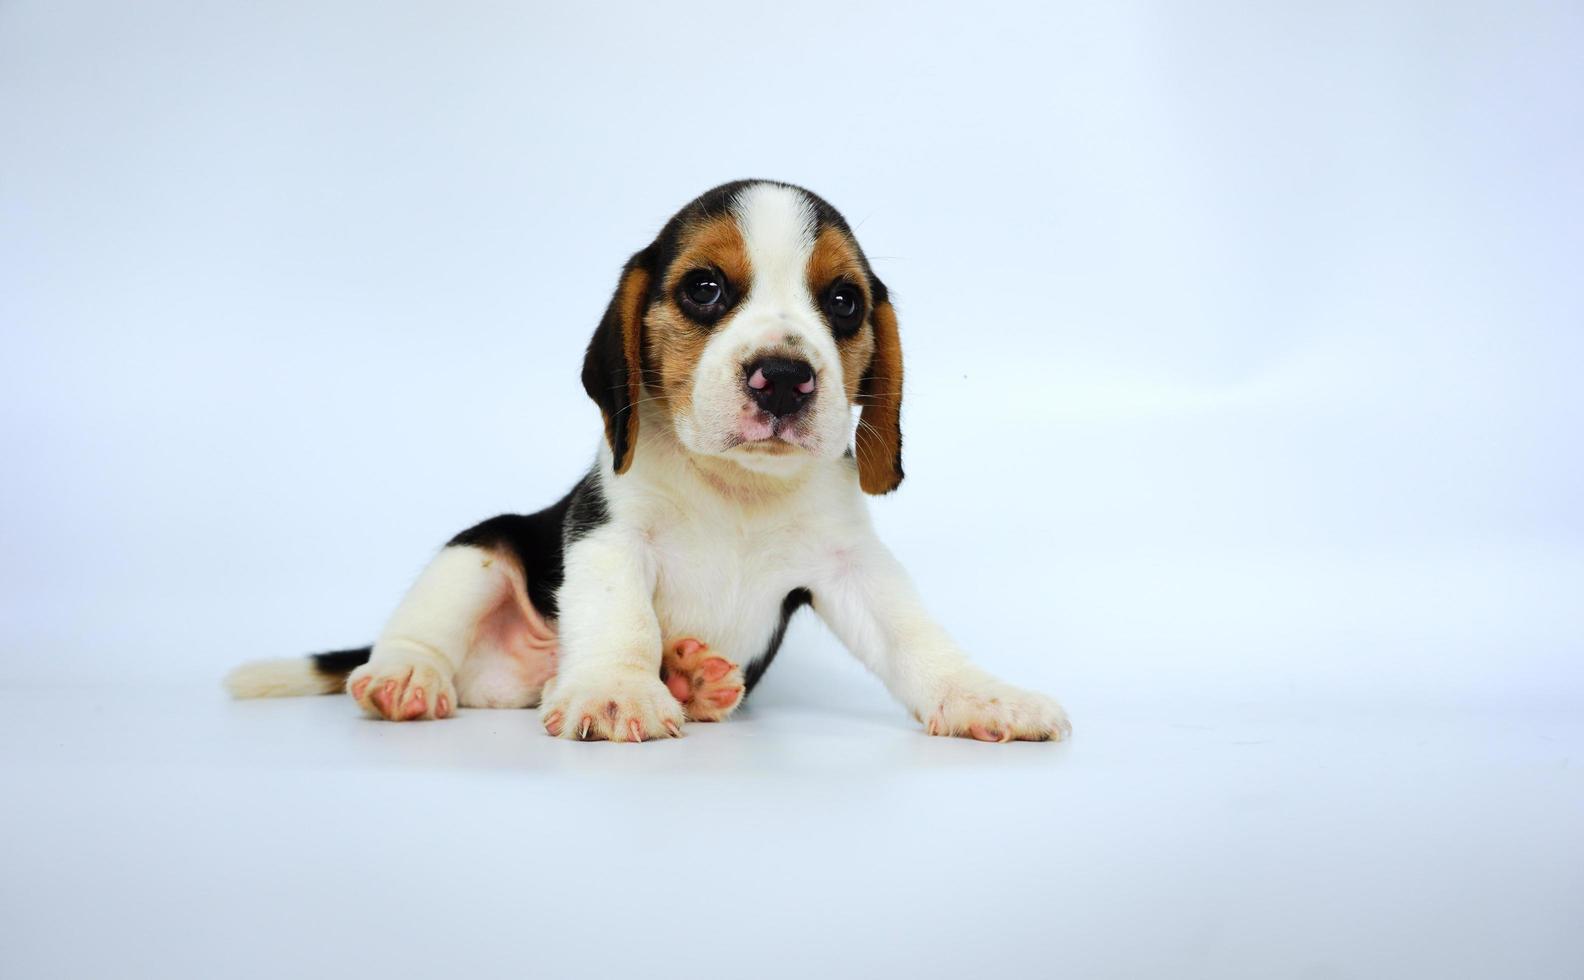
[731,183,817,308]
[677,181,851,465]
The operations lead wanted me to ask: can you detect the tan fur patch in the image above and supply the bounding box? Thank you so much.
[664,214,752,296]
[806,226,870,305]
[646,214,753,420]
[806,226,877,403]
[856,299,904,494]
[612,266,650,474]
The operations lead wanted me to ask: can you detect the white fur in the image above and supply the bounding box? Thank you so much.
[344,545,539,718]
[542,409,1069,740]
[224,657,337,698]
[346,420,1069,740]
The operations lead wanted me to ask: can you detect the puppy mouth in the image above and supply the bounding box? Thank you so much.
[730,411,810,452]
[738,440,799,455]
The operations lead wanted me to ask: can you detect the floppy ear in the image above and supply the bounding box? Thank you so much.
[856,288,904,495]
[580,250,654,475]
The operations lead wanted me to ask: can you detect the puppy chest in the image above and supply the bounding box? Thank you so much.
[648,525,803,660]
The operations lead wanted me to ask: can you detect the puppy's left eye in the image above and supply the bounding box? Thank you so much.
[824,282,865,337]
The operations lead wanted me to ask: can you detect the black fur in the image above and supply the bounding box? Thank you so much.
[448,470,609,617]
[306,472,612,689]
[744,587,813,695]
[310,646,373,686]
[562,471,610,545]
[581,249,656,472]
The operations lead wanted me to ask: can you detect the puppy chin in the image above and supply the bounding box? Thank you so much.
[738,414,778,444]
[724,441,814,478]
[709,417,823,475]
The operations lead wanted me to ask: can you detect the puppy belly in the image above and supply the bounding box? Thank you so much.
[454,575,558,708]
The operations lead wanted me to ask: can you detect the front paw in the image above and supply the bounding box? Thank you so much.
[923,673,1071,742]
[540,668,684,742]
[661,638,744,722]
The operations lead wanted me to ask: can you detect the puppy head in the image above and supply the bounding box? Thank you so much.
[581,180,904,494]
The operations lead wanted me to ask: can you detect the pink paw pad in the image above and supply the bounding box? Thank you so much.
[402,687,427,720]
[660,638,744,722]
[372,680,398,717]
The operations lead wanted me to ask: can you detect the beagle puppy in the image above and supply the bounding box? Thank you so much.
[226,180,1071,743]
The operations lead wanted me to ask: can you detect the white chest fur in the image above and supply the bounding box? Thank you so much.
[647,506,811,666]
[600,437,868,668]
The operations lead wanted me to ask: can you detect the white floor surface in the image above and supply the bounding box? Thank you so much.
[3,685,1579,979]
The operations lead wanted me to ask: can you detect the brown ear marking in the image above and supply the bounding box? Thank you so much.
[581,254,653,475]
[856,298,904,495]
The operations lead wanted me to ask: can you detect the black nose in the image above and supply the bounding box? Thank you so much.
[745,357,816,418]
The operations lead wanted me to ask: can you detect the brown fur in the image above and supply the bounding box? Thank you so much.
[665,214,752,296]
[607,266,651,474]
[806,226,877,403]
[630,208,903,494]
[806,226,903,494]
[646,215,753,423]
[856,299,904,494]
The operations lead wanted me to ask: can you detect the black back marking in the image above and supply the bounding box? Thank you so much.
[448,470,610,618]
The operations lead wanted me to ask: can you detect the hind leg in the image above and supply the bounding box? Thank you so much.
[350,545,551,721]
[453,556,558,709]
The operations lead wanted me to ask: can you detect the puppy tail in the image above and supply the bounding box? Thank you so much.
[223,647,371,699]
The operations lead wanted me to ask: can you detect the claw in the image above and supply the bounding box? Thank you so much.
[664,720,681,738]
[627,719,643,742]
[435,694,451,719]
[543,709,563,736]
[578,716,592,740]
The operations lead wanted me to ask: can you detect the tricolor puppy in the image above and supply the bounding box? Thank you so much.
[226,180,1071,743]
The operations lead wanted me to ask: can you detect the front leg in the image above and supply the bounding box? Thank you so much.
[539,526,684,742]
[812,536,1071,742]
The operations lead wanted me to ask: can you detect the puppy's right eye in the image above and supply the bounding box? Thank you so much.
[678,269,732,325]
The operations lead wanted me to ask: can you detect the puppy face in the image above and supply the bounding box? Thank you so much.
[583,181,904,494]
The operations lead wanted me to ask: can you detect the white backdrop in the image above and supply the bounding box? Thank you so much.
[2,1,1581,708]
[4,5,1583,979]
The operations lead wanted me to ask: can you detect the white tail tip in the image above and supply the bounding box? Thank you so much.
[223,658,339,699]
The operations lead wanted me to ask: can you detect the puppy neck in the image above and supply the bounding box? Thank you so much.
[685,451,811,504]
